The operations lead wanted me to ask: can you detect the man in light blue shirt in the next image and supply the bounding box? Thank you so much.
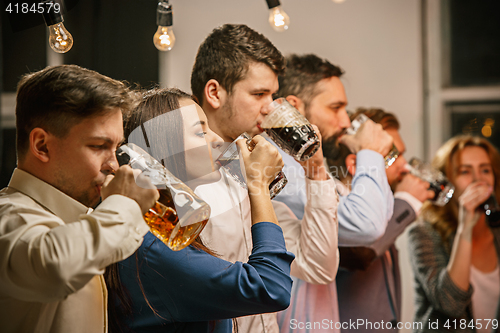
[274,54,395,333]
[273,54,394,244]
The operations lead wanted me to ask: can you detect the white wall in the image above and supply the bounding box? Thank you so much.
[165,1,421,330]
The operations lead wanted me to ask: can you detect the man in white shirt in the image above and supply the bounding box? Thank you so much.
[0,64,159,333]
[191,24,340,332]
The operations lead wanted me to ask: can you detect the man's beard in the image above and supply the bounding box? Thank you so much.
[322,129,347,160]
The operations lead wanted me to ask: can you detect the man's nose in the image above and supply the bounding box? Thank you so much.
[339,109,351,129]
[103,154,119,174]
[261,97,274,116]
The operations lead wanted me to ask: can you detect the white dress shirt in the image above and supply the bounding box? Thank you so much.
[197,167,339,333]
[277,150,394,333]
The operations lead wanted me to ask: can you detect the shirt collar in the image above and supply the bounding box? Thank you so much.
[8,168,92,222]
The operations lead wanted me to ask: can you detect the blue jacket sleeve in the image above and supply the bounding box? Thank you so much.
[337,150,394,246]
[118,222,294,325]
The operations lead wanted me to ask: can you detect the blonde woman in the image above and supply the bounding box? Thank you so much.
[409,135,500,333]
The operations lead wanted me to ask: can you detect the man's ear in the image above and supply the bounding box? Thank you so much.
[204,79,225,110]
[285,95,305,115]
[29,128,51,163]
[345,153,357,176]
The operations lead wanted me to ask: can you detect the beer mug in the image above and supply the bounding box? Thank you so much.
[116,143,211,251]
[346,113,400,167]
[408,157,455,206]
[215,133,288,199]
[260,98,321,161]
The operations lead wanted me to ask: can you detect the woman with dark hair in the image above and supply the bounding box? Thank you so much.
[409,135,500,333]
[106,88,294,333]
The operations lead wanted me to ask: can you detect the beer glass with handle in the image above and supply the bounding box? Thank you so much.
[215,133,288,199]
[346,113,400,168]
[115,143,211,251]
[259,98,321,162]
[408,157,455,206]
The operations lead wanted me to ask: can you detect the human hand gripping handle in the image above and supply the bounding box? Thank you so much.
[298,124,328,181]
[237,135,284,196]
[101,165,160,215]
[237,135,283,225]
[341,120,393,157]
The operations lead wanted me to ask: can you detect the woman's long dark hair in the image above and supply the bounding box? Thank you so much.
[124,87,189,181]
[105,88,217,333]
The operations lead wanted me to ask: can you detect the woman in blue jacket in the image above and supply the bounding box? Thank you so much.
[106,88,294,333]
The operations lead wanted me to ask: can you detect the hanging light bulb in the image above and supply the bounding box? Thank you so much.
[42,0,73,53]
[266,0,290,32]
[332,0,347,3]
[47,23,73,53]
[153,1,176,51]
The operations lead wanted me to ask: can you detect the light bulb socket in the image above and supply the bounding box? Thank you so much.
[156,2,173,27]
[42,0,64,26]
[266,0,281,9]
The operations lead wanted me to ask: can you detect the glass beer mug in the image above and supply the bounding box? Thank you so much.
[347,113,399,168]
[116,143,211,251]
[408,157,455,206]
[215,132,288,199]
[260,98,321,162]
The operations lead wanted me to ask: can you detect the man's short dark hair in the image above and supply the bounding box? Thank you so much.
[277,54,344,110]
[190,24,285,105]
[15,64,138,159]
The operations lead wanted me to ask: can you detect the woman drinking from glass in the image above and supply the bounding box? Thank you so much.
[409,135,500,333]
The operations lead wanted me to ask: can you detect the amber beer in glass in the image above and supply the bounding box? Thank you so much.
[116,143,211,251]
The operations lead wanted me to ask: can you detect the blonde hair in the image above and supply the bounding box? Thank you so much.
[421,135,500,243]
